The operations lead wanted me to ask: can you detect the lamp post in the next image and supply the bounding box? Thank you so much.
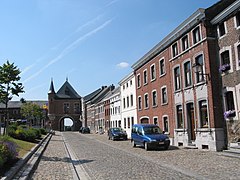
[192,62,210,82]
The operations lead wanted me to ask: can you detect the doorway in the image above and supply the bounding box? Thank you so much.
[63,118,73,131]
[186,103,195,141]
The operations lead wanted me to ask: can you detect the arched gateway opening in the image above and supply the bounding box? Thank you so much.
[63,118,73,131]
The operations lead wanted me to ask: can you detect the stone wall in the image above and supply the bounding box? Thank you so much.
[226,120,240,143]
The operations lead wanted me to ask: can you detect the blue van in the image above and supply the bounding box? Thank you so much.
[131,124,170,151]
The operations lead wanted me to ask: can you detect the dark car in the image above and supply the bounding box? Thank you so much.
[79,127,90,134]
[131,124,170,151]
[108,127,128,141]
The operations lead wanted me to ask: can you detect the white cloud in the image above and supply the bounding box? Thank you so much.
[117,62,129,68]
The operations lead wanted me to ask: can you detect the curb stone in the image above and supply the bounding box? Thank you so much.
[1,133,52,180]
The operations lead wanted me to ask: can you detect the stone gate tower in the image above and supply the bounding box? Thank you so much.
[48,78,82,131]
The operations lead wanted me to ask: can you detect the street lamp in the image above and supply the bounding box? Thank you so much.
[192,62,210,82]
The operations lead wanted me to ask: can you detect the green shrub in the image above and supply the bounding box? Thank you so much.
[31,128,41,139]
[39,128,47,135]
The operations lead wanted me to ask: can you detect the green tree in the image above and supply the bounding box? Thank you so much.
[0,60,24,135]
[20,102,44,127]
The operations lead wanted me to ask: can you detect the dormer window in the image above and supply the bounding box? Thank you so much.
[192,26,201,44]
[181,35,189,51]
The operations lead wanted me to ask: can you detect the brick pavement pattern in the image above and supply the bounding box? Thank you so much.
[31,131,75,180]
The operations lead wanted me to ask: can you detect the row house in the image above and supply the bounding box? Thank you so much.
[211,0,240,144]
[83,85,115,132]
[119,72,138,138]
[108,87,121,129]
[131,0,236,151]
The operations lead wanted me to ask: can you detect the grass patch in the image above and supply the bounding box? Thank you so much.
[11,138,36,158]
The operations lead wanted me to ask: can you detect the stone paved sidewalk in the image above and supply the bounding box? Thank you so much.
[31,131,78,180]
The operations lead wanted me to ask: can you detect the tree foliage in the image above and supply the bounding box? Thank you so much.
[0,60,24,104]
[0,60,24,135]
[20,102,44,123]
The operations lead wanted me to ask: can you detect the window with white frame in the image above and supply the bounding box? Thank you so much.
[150,64,156,81]
[123,97,126,109]
[137,74,141,88]
[172,42,178,57]
[130,94,133,106]
[131,117,134,128]
[138,96,142,110]
[192,26,201,44]
[153,117,158,125]
[174,66,181,91]
[181,35,189,51]
[218,22,226,37]
[195,54,204,83]
[199,100,209,128]
[184,61,192,87]
[236,11,240,28]
[127,96,129,108]
[124,118,126,128]
[220,50,231,73]
[176,105,183,129]
[237,44,240,66]
[143,70,148,85]
[163,116,169,133]
[161,86,168,105]
[144,93,149,109]
[225,91,235,111]
[152,90,157,107]
[159,58,165,76]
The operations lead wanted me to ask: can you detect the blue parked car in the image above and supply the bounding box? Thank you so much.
[131,124,170,151]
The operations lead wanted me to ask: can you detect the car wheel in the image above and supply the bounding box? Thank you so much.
[112,136,115,141]
[132,140,136,147]
[108,136,110,140]
[144,142,149,151]
[164,145,169,150]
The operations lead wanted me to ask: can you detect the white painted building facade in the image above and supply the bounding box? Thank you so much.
[119,72,137,138]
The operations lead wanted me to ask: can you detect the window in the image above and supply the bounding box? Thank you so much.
[221,50,230,65]
[123,98,126,109]
[152,90,157,107]
[143,70,148,85]
[144,93,149,109]
[181,35,189,51]
[63,103,70,114]
[124,118,126,128]
[130,80,132,86]
[174,66,181,90]
[123,85,125,90]
[176,105,183,129]
[131,117,134,128]
[237,45,240,66]
[184,61,192,87]
[126,82,128,88]
[159,58,165,76]
[153,117,158,125]
[199,100,208,128]
[130,94,133,106]
[163,116,169,133]
[172,43,178,57]
[192,26,201,44]
[195,54,204,83]
[128,117,130,128]
[127,96,129,108]
[236,11,240,27]
[74,103,80,113]
[138,96,142,110]
[218,22,226,37]
[161,86,168,104]
[137,74,141,88]
[150,64,156,80]
[225,91,235,111]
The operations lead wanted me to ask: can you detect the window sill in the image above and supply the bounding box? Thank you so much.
[151,78,156,83]
[159,73,166,78]
[161,102,168,106]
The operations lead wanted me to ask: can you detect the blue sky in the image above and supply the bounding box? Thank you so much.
[0,0,219,101]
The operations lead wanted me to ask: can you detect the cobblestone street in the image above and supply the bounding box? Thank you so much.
[63,132,240,180]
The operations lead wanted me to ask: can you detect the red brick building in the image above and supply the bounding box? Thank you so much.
[132,0,236,151]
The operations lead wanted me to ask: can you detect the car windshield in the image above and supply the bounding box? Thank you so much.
[112,128,122,132]
[143,126,162,134]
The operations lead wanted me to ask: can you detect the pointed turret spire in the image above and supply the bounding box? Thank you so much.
[48,78,55,94]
